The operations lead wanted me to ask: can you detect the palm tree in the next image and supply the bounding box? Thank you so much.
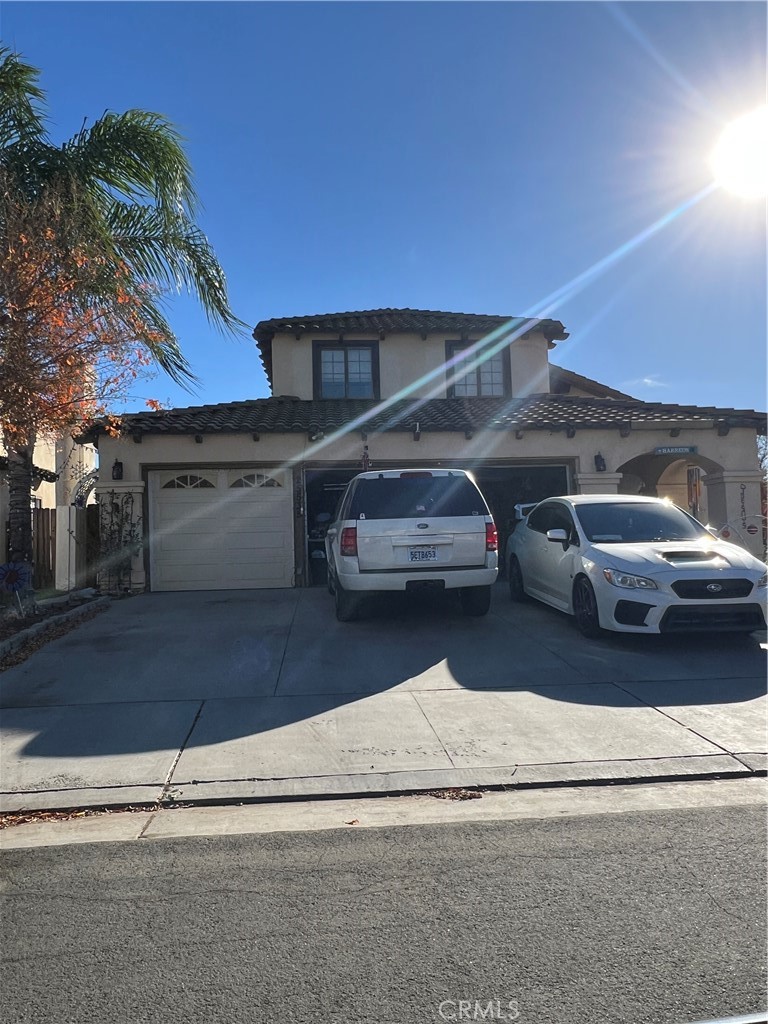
[0,48,243,574]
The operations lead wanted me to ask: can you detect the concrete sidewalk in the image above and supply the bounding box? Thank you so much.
[1,586,765,812]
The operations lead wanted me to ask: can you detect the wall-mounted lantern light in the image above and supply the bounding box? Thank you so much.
[594,453,607,473]
[112,459,124,480]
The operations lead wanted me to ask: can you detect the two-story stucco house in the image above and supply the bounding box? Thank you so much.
[82,308,767,592]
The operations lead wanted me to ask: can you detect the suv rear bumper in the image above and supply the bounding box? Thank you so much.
[337,566,498,593]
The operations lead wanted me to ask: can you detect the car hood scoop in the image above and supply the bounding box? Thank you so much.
[659,549,730,565]
[589,539,756,571]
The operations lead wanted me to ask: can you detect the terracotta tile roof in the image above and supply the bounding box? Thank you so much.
[253,308,569,385]
[549,365,636,400]
[254,308,568,341]
[82,394,767,441]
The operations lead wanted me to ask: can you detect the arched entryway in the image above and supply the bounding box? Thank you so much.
[616,451,723,523]
[615,450,765,556]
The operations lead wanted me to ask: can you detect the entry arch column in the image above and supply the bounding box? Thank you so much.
[702,470,765,556]
[574,472,623,494]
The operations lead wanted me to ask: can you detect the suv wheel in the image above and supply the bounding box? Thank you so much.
[508,557,528,603]
[460,585,491,617]
[335,581,360,622]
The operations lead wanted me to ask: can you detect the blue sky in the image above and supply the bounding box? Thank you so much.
[2,1,765,412]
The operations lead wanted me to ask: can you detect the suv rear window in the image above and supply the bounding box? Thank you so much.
[348,475,489,520]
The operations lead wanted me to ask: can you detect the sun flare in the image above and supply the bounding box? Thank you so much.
[710,107,768,199]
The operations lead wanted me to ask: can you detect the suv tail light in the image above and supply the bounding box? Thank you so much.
[340,527,358,557]
[485,522,498,552]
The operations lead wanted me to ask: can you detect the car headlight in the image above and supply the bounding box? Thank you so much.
[602,568,658,590]
[757,572,768,589]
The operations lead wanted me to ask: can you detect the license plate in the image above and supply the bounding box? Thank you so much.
[409,547,437,562]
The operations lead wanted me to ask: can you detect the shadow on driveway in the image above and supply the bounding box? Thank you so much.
[1,585,765,763]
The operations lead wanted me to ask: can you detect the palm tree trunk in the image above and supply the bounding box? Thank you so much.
[7,443,34,566]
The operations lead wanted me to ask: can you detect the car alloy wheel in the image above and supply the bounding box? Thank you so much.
[573,576,604,638]
[508,557,528,603]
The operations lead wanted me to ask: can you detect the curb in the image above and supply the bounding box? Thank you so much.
[0,597,111,662]
[2,775,766,850]
[2,758,765,817]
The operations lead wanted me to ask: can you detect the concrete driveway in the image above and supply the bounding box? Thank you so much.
[1,584,766,811]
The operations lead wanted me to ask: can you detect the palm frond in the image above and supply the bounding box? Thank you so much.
[0,49,47,149]
[106,201,245,334]
[124,300,198,388]
[63,110,197,216]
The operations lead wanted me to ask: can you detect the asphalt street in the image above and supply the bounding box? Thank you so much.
[1,802,766,1024]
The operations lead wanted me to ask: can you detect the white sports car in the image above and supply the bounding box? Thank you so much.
[505,494,767,637]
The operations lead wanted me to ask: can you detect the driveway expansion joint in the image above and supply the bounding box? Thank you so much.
[161,700,205,802]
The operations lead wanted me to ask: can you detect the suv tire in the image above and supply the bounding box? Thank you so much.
[335,581,360,622]
[460,585,491,617]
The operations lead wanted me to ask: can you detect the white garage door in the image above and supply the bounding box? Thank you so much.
[149,468,294,591]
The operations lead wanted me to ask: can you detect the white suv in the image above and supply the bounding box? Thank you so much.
[325,469,498,621]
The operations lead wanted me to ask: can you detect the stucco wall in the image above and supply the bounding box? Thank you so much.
[269,329,554,401]
[96,422,760,489]
[95,418,765,589]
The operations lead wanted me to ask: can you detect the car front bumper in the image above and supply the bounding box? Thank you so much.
[597,590,767,634]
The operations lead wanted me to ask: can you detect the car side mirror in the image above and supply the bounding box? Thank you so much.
[546,528,569,544]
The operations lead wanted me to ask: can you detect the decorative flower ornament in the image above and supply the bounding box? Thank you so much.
[0,562,33,593]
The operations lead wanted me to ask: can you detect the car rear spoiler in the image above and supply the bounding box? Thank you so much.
[514,502,539,521]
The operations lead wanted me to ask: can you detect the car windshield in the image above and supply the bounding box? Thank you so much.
[575,502,710,543]
[348,474,489,520]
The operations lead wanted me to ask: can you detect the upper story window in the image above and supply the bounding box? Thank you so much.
[313,342,379,399]
[446,342,507,398]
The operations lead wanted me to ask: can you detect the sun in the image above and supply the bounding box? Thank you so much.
[709,107,768,199]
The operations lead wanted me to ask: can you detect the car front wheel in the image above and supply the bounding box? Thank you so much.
[573,576,604,638]
[460,585,492,617]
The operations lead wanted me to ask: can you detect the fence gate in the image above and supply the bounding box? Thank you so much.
[32,508,56,591]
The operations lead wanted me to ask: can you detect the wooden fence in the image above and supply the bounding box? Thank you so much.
[4,505,99,592]
[32,507,56,591]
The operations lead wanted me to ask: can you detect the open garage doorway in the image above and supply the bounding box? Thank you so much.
[472,466,570,572]
[305,468,361,585]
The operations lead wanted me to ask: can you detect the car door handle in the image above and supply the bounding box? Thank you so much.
[327,528,337,537]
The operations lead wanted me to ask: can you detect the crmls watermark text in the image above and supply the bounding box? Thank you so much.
[438,1000,520,1021]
